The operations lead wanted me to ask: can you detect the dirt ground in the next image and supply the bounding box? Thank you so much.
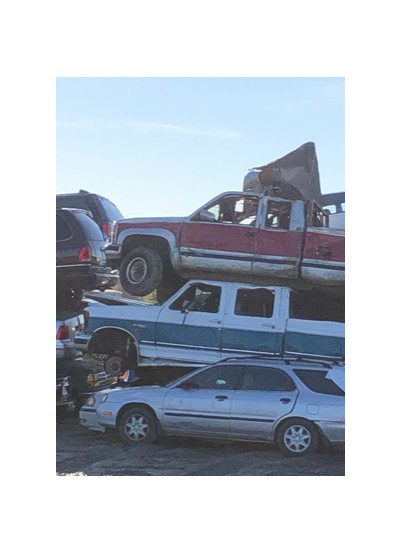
[56,416,345,476]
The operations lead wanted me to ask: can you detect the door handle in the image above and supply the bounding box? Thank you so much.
[215,395,228,400]
[280,398,291,404]
[246,231,256,237]
[209,320,222,324]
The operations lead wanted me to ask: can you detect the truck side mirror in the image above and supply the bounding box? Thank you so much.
[197,209,217,223]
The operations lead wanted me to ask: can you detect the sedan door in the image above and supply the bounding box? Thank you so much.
[160,364,242,437]
[230,365,298,441]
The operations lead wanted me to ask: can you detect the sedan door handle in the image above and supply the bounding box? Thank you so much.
[215,395,228,400]
[280,398,292,404]
[246,231,256,237]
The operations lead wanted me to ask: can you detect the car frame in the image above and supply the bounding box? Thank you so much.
[79,358,345,457]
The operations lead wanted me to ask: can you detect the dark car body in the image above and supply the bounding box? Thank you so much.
[56,208,118,295]
[56,190,123,239]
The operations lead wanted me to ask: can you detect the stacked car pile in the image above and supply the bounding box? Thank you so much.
[56,191,123,414]
[58,143,345,457]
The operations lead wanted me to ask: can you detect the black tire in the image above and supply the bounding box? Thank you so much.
[105,355,126,377]
[117,406,157,446]
[119,247,163,296]
[275,418,319,457]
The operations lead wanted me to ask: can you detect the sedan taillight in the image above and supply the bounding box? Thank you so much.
[84,310,90,331]
[56,324,69,340]
[79,244,91,262]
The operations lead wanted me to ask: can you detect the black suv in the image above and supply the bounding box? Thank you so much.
[57,208,118,306]
[56,190,123,239]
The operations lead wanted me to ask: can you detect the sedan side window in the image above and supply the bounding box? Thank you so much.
[180,365,242,390]
[240,366,296,391]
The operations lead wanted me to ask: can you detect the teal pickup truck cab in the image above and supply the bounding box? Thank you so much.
[75,280,344,376]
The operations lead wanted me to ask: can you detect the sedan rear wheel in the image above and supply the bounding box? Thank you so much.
[118,406,157,446]
[275,418,319,457]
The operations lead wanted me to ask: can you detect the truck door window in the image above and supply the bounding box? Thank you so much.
[234,288,275,318]
[265,200,291,229]
[193,195,259,225]
[169,283,221,313]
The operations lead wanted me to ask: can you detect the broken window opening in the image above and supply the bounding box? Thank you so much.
[234,288,275,318]
[265,200,291,229]
[169,283,221,313]
[193,195,259,225]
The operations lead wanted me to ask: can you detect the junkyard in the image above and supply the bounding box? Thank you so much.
[56,416,344,476]
[57,141,345,476]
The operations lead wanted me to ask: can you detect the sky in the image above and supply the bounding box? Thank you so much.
[56,77,344,218]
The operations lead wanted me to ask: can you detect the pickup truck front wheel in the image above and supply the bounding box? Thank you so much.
[119,247,163,296]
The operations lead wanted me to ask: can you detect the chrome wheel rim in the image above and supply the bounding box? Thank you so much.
[283,425,311,453]
[124,414,150,441]
[127,257,147,284]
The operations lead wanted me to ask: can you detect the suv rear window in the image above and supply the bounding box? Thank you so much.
[73,211,106,240]
[293,369,345,396]
[95,196,123,221]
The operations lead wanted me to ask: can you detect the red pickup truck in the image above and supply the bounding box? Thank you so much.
[106,143,345,300]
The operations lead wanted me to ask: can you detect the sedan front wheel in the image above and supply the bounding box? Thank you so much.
[117,406,157,446]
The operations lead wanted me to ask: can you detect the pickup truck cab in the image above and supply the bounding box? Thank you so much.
[75,280,344,376]
[107,190,344,299]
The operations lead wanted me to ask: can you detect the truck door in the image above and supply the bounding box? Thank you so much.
[254,198,304,279]
[220,284,286,358]
[155,282,225,364]
[179,193,260,275]
[301,200,345,285]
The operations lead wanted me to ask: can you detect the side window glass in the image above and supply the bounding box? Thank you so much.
[240,367,296,391]
[293,369,345,396]
[56,214,72,241]
[265,200,291,229]
[234,288,275,318]
[169,283,221,313]
[181,365,241,390]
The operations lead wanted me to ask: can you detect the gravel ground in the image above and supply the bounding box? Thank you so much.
[56,416,345,476]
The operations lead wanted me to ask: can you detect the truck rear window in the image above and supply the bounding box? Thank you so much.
[290,289,344,322]
[293,369,344,396]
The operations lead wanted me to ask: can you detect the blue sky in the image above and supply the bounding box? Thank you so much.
[56,77,344,218]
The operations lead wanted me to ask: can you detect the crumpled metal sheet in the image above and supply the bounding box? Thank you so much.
[243,142,322,204]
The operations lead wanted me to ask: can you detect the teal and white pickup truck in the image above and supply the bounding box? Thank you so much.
[75,280,344,376]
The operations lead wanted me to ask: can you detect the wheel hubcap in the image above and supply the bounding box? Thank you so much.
[124,414,149,441]
[283,425,311,453]
[127,258,147,284]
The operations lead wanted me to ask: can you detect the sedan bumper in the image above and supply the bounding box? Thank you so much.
[79,407,106,432]
[316,421,345,443]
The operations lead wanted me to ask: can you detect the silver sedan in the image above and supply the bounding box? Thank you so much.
[79,358,345,457]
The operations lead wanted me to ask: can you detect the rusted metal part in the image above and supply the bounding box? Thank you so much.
[243,142,323,204]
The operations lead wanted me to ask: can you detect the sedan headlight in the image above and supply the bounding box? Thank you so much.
[86,395,96,407]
